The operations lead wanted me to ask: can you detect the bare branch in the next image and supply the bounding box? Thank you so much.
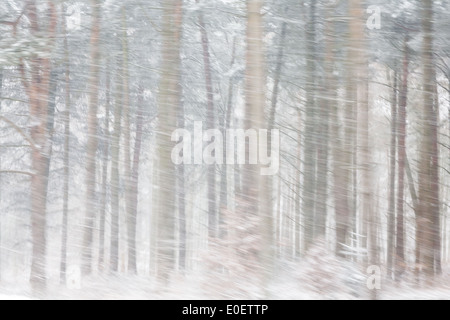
[0,115,38,150]
[0,170,33,177]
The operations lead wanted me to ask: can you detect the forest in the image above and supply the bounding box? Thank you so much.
[0,0,449,299]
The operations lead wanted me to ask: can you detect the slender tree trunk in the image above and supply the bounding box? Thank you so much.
[177,106,187,271]
[119,7,137,275]
[155,0,183,282]
[418,0,440,280]
[431,72,442,275]
[245,0,273,295]
[196,0,217,239]
[110,56,124,273]
[60,13,71,285]
[302,0,317,252]
[335,3,358,257]
[82,0,101,275]
[98,61,111,272]
[387,68,398,278]
[395,37,410,277]
[219,38,236,238]
[269,21,286,256]
[354,1,377,298]
[315,3,334,239]
[28,1,57,293]
[128,85,145,274]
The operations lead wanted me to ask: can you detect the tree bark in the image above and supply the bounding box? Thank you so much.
[302,0,317,252]
[395,37,410,277]
[314,3,335,239]
[60,11,71,285]
[219,38,236,239]
[155,0,183,282]
[418,0,441,280]
[27,1,58,293]
[82,0,101,275]
[387,68,398,278]
[98,60,111,272]
[196,0,217,239]
[245,0,273,295]
[110,56,124,273]
[120,7,137,275]
[128,85,145,274]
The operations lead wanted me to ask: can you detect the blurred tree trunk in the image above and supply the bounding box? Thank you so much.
[270,21,286,255]
[196,0,217,238]
[387,68,398,278]
[120,7,137,275]
[98,60,111,272]
[244,0,273,295]
[155,0,183,282]
[351,0,377,290]
[60,13,71,284]
[82,0,101,275]
[335,3,357,258]
[302,0,317,252]
[219,38,236,239]
[129,85,145,273]
[314,3,335,239]
[110,56,123,273]
[417,0,441,279]
[27,1,58,292]
[177,88,186,270]
[395,36,410,277]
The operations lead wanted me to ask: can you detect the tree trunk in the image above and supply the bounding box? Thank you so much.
[177,101,187,271]
[302,0,317,252]
[155,0,183,282]
[196,0,217,239]
[219,37,237,239]
[28,1,58,293]
[335,2,358,258]
[82,0,101,275]
[110,56,124,273]
[269,21,287,256]
[387,68,398,278]
[314,3,335,239]
[395,37,410,278]
[245,0,272,295]
[418,0,440,280]
[128,85,145,274]
[120,7,137,275]
[60,12,71,285]
[98,60,111,272]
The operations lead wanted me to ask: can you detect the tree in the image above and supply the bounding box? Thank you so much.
[82,0,102,275]
[244,0,273,294]
[155,0,183,282]
[21,1,58,292]
[417,0,441,279]
[395,35,410,277]
[110,55,123,273]
[387,67,398,278]
[302,0,318,253]
[60,8,71,285]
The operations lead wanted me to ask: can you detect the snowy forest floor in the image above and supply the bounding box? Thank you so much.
[0,272,449,300]
[0,253,449,300]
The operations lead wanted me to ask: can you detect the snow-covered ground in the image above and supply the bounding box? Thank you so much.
[0,263,448,300]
